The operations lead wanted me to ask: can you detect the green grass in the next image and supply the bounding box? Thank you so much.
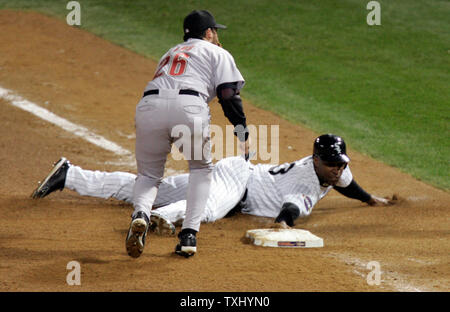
[1,0,449,189]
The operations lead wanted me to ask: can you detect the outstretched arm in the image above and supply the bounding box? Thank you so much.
[217,82,250,159]
[217,83,249,137]
[334,179,396,206]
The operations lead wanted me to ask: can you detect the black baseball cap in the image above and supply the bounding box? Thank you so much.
[183,10,227,36]
[313,134,350,163]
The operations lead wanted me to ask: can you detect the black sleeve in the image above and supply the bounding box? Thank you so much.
[216,82,248,142]
[275,202,300,227]
[333,179,372,202]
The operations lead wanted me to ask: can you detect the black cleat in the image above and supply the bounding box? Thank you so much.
[125,211,150,258]
[31,157,70,199]
[175,231,197,258]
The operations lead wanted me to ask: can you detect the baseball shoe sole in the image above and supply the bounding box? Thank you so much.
[175,232,197,258]
[31,157,69,199]
[125,212,149,258]
[149,211,176,236]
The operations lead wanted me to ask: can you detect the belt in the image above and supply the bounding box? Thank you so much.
[143,89,199,97]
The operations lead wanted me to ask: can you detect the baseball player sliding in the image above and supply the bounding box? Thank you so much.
[31,134,396,240]
[130,10,249,258]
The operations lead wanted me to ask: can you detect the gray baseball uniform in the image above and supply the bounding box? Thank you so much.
[134,38,244,232]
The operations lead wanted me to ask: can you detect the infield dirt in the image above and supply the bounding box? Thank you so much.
[0,11,448,292]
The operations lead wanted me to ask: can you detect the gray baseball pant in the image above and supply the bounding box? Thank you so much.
[133,89,213,232]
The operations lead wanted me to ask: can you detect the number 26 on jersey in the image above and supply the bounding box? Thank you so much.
[153,48,193,79]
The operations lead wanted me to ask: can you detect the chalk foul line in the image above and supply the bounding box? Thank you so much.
[0,85,135,166]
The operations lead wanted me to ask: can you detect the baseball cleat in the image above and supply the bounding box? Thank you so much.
[31,157,70,199]
[175,232,197,258]
[125,211,150,258]
[149,211,176,236]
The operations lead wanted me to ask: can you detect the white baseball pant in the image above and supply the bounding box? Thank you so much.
[64,156,251,224]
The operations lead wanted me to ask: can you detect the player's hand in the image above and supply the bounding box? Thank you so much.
[367,194,398,206]
[270,220,291,230]
[239,138,250,160]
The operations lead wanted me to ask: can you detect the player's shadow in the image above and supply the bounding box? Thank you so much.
[240,235,252,245]
[76,257,110,264]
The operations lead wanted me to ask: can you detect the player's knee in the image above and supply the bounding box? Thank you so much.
[188,159,214,172]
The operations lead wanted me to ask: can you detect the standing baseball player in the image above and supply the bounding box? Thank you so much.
[129,10,248,258]
[32,134,395,235]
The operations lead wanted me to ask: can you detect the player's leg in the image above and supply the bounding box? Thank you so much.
[202,156,252,222]
[171,95,213,257]
[66,163,186,238]
[66,157,248,219]
[153,173,189,207]
[68,161,188,238]
[126,96,171,258]
[154,156,251,225]
[150,173,190,236]
[69,166,189,209]
[152,200,187,225]
[182,158,213,230]
[131,96,172,217]
[65,165,136,203]
[32,157,189,206]
[175,158,212,257]
[31,158,137,203]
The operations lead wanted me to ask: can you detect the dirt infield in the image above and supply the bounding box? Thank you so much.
[0,11,448,292]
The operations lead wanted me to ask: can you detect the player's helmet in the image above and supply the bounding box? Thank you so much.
[313,134,350,163]
[183,10,226,40]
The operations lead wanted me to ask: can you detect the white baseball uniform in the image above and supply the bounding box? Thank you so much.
[134,38,244,232]
[243,156,353,218]
[63,156,352,225]
[65,156,250,222]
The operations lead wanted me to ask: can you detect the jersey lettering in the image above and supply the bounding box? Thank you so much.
[153,52,190,79]
[173,45,194,52]
[169,52,190,76]
[153,55,170,79]
[269,162,295,175]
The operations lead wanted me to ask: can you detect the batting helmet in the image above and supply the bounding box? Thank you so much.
[313,134,350,163]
